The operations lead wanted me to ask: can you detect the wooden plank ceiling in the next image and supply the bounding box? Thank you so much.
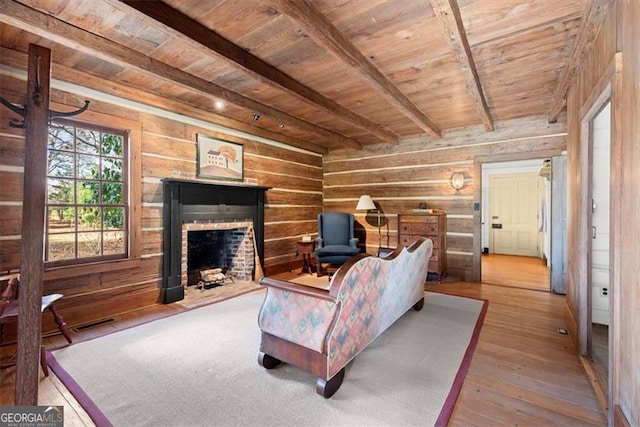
[0,0,592,153]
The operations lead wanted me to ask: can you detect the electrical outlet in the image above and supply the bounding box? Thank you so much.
[600,287,609,297]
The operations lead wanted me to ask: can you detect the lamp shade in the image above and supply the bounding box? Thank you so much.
[356,195,376,210]
[450,172,465,190]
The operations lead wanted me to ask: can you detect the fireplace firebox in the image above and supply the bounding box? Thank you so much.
[162,179,269,303]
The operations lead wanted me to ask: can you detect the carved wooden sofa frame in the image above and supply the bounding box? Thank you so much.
[257,237,432,398]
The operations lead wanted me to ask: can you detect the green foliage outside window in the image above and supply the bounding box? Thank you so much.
[46,121,128,264]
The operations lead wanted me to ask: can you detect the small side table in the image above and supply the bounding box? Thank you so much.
[296,241,315,275]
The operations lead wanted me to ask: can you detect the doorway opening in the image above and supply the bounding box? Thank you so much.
[480,159,551,291]
[588,100,611,406]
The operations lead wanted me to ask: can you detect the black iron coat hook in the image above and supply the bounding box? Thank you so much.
[0,97,90,129]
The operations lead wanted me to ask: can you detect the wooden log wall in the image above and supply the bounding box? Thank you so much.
[565,2,639,425]
[1,49,568,347]
[564,1,617,350]
[0,68,321,335]
[323,115,567,281]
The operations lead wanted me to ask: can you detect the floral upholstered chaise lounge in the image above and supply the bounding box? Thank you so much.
[257,237,432,398]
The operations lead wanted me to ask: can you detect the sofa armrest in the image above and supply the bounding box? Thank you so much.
[258,277,339,353]
[259,277,333,301]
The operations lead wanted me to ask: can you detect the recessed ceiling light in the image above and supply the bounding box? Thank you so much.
[214,100,225,110]
[253,114,260,121]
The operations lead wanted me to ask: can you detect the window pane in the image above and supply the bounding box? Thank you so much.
[48,207,75,234]
[78,232,101,258]
[77,181,100,204]
[104,207,124,230]
[76,128,100,154]
[104,231,124,255]
[77,154,100,179]
[102,182,122,204]
[48,124,74,151]
[46,120,128,265]
[102,134,123,156]
[78,207,101,231]
[47,178,75,204]
[48,151,74,178]
[48,233,76,261]
[102,157,122,181]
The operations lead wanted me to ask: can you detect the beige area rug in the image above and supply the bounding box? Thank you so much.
[48,290,487,427]
[288,272,332,290]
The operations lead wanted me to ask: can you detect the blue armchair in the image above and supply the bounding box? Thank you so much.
[314,212,360,276]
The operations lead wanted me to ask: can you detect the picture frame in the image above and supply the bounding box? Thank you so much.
[196,134,244,181]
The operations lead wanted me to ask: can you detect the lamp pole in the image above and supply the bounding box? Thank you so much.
[376,210,382,249]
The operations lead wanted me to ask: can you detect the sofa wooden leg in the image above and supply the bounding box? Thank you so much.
[316,367,345,398]
[413,297,425,311]
[258,351,281,369]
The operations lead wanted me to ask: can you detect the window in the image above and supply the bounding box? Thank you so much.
[46,119,129,266]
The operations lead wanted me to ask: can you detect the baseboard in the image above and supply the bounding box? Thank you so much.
[266,260,302,276]
[579,355,609,414]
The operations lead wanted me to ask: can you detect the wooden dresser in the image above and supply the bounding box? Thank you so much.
[397,211,447,280]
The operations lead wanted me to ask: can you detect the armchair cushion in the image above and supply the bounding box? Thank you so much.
[315,244,360,258]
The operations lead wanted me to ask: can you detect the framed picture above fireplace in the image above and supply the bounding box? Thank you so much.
[196,134,244,181]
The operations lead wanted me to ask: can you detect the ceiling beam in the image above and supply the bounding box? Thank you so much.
[273,0,441,137]
[0,0,362,150]
[0,47,329,155]
[547,0,614,122]
[118,0,399,145]
[430,0,494,131]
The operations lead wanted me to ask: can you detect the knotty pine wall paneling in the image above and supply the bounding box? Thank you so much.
[0,72,321,334]
[323,114,567,281]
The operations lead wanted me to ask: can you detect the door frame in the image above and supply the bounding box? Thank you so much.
[472,152,565,282]
[577,53,622,419]
[579,85,611,354]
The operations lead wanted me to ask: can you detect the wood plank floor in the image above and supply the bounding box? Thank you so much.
[482,254,550,291]
[1,271,606,426]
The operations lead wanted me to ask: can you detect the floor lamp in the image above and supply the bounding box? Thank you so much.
[356,195,382,249]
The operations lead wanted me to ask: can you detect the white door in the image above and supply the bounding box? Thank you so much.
[591,102,611,326]
[489,173,539,256]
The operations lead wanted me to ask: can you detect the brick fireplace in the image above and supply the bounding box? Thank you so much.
[182,221,254,287]
[162,179,269,303]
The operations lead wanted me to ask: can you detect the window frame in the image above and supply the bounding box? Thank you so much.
[46,118,129,266]
[43,105,141,279]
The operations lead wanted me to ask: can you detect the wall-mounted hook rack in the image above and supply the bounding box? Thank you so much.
[0,97,26,128]
[0,97,90,129]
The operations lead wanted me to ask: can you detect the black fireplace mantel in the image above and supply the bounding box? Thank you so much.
[162,179,270,303]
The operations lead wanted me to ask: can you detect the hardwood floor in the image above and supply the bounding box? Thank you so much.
[482,253,550,291]
[0,273,606,426]
[429,281,606,426]
[591,323,609,410]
